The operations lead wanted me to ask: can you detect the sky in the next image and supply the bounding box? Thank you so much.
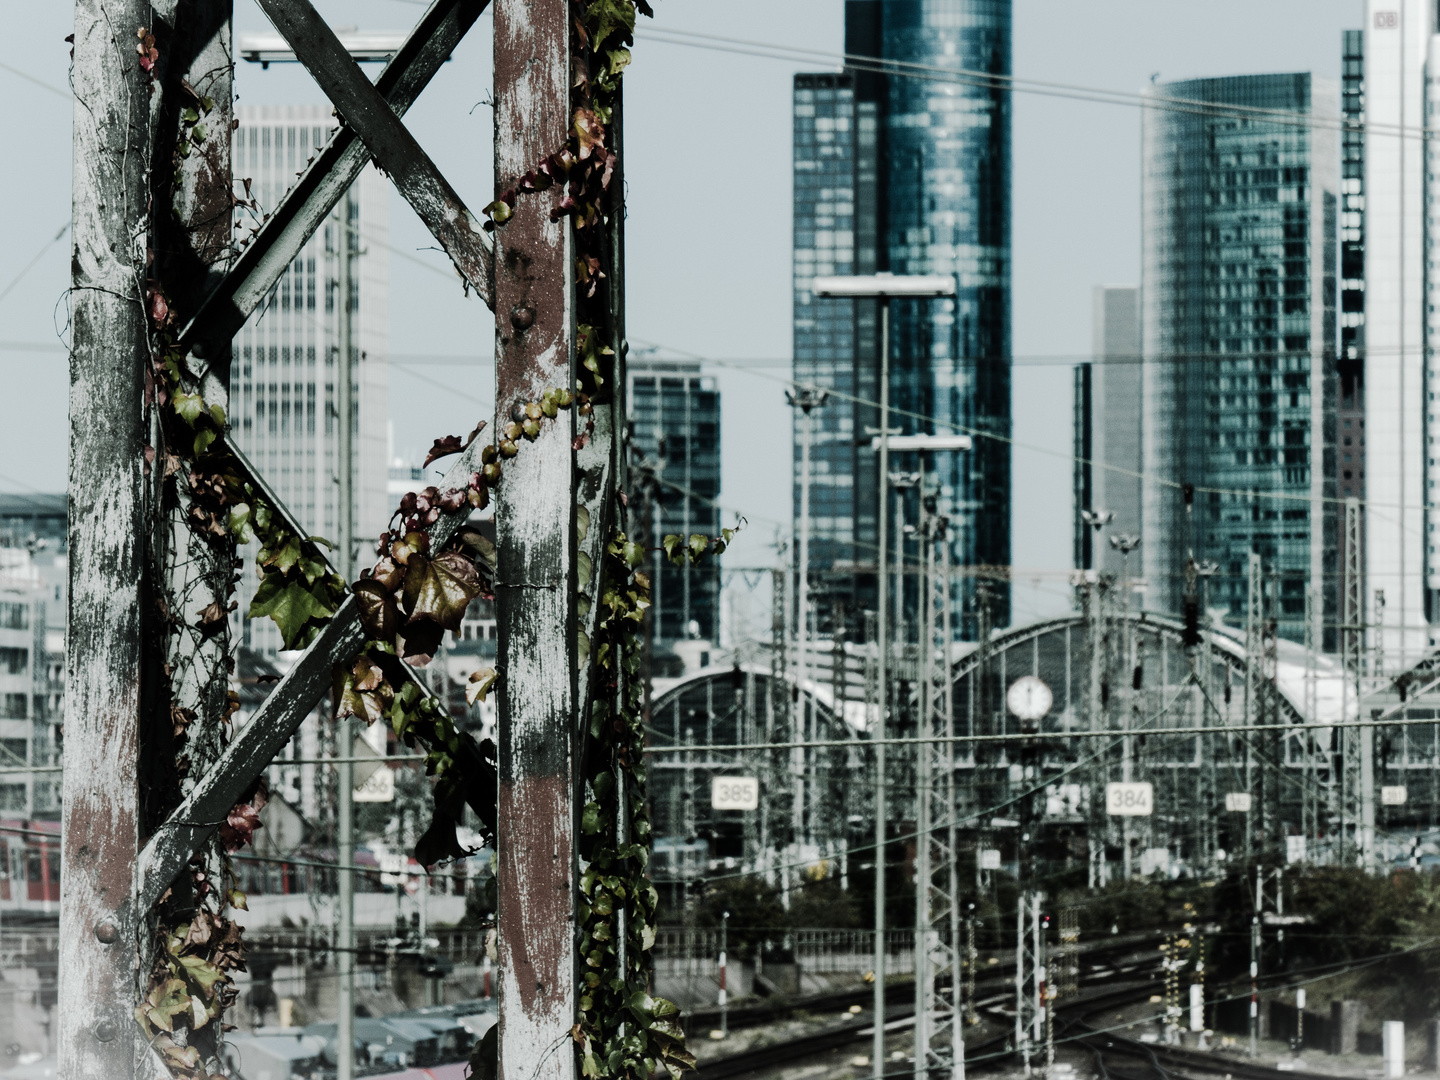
[3,0,1360,633]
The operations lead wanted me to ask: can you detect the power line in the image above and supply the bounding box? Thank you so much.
[637,25,1409,139]
[634,335,1433,518]
[0,223,68,307]
[643,711,1440,757]
[0,60,71,101]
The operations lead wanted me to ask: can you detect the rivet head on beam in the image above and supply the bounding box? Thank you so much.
[94,921,118,944]
[94,1019,117,1042]
[510,306,535,330]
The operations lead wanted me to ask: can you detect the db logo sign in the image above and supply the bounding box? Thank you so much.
[1375,10,1399,28]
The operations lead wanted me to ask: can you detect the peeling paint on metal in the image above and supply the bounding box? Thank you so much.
[494,1,577,1077]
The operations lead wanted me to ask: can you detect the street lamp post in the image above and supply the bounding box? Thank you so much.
[787,388,828,870]
[813,271,955,1080]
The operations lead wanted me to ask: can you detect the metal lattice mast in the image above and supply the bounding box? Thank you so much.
[914,512,962,1079]
[1245,553,1263,862]
[1341,497,1365,862]
[1302,585,1322,859]
[1014,891,1044,1075]
[915,517,936,1078]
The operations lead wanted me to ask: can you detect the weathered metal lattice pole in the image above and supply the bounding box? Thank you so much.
[493,1,580,1076]
[64,0,618,1074]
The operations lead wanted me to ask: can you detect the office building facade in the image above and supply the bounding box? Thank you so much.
[628,359,722,649]
[792,0,1012,640]
[230,105,389,654]
[1361,0,1430,665]
[1074,286,1142,573]
[1141,74,1339,642]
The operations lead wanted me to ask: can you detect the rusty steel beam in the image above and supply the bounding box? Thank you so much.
[180,0,492,362]
[253,0,495,308]
[493,1,579,1077]
[61,1,154,1075]
[136,440,490,911]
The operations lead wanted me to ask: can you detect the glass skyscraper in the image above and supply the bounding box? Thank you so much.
[628,359,722,649]
[792,0,1012,640]
[1140,75,1338,642]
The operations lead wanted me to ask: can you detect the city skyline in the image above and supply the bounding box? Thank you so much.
[1,2,1361,612]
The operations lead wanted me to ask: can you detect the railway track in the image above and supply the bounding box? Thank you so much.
[682,932,1161,1038]
[1067,992,1341,1080]
[693,943,1165,1079]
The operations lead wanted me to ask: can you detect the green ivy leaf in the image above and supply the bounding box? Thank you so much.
[249,575,336,649]
[586,0,636,52]
[260,534,303,574]
[173,391,204,424]
[178,953,226,996]
[581,802,602,834]
[228,503,256,546]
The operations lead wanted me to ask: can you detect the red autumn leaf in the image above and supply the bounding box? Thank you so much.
[353,579,400,640]
[219,802,262,852]
[422,420,487,468]
[369,555,403,591]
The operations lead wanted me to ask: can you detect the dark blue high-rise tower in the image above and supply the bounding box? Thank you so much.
[793,0,1012,640]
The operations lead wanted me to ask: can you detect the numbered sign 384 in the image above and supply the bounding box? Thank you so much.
[1106,781,1154,816]
[712,776,759,811]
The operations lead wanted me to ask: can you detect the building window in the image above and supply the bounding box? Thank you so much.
[0,649,26,676]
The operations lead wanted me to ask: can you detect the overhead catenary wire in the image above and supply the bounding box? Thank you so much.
[633,335,1431,519]
[636,24,1416,139]
[0,223,69,308]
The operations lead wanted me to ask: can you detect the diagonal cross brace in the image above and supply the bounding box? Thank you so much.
[254,0,496,312]
[181,0,493,363]
[136,440,491,912]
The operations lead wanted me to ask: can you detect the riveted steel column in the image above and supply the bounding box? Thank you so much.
[61,1,154,1075]
[494,1,578,1078]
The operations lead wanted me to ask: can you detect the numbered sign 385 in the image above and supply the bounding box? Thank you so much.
[1106,781,1154,816]
[712,776,760,811]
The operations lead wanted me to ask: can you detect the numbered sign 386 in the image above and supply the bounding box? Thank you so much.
[712,775,760,811]
[1106,781,1154,816]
